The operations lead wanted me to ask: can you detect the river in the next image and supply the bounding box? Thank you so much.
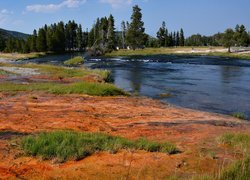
[27,54,250,119]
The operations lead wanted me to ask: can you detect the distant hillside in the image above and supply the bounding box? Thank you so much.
[0,28,30,40]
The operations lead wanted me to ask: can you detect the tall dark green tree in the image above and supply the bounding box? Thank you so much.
[65,20,78,50]
[157,21,167,47]
[176,31,180,46]
[107,14,116,50]
[36,28,47,52]
[179,28,185,46]
[100,17,108,44]
[30,30,37,52]
[76,24,83,50]
[121,21,126,49]
[55,21,66,52]
[126,5,147,49]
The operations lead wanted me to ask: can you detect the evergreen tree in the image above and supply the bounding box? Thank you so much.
[107,14,116,50]
[82,30,88,48]
[65,20,78,51]
[88,24,95,47]
[173,32,176,46]
[176,31,180,46]
[37,28,47,52]
[121,21,126,49]
[55,21,66,52]
[100,17,108,44]
[76,24,83,51]
[46,26,54,51]
[157,21,167,47]
[30,30,37,52]
[126,5,146,49]
[234,24,249,46]
[94,18,101,44]
[180,28,185,46]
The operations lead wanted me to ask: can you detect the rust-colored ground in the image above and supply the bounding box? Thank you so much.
[0,91,249,179]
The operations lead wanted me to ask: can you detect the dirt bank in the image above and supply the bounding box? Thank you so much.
[0,92,249,179]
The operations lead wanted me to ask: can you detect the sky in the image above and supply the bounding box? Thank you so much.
[0,0,250,37]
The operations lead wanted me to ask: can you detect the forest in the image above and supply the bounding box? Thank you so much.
[0,5,249,54]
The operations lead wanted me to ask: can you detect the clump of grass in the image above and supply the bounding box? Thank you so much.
[218,133,250,180]
[219,156,250,180]
[49,82,128,96]
[21,131,178,162]
[159,93,173,98]
[232,112,248,120]
[0,82,127,96]
[219,133,250,152]
[0,70,9,75]
[64,56,84,66]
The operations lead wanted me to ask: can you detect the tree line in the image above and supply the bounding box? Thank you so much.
[185,24,250,49]
[1,5,250,54]
[3,20,87,53]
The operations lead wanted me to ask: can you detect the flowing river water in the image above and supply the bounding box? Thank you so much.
[26,54,250,119]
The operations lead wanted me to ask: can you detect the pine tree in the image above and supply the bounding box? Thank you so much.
[156,21,167,47]
[173,32,176,46]
[121,21,126,49]
[100,17,108,44]
[180,28,185,46]
[88,24,95,47]
[176,31,180,46]
[76,24,83,51]
[37,28,47,52]
[55,21,66,52]
[126,5,146,49]
[107,14,116,50]
[46,26,54,51]
[30,30,37,52]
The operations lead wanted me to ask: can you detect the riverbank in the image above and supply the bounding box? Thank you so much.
[0,61,249,179]
[0,52,47,61]
[106,47,250,60]
[0,91,249,179]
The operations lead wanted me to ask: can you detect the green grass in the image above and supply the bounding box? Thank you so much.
[232,112,248,120]
[219,133,250,152]
[21,131,178,162]
[64,56,84,66]
[23,63,112,82]
[0,52,46,60]
[0,70,10,75]
[0,82,127,96]
[105,47,250,60]
[0,62,112,82]
[218,133,250,180]
[207,52,250,60]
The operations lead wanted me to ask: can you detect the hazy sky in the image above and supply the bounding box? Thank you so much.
[0,0,249,37]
